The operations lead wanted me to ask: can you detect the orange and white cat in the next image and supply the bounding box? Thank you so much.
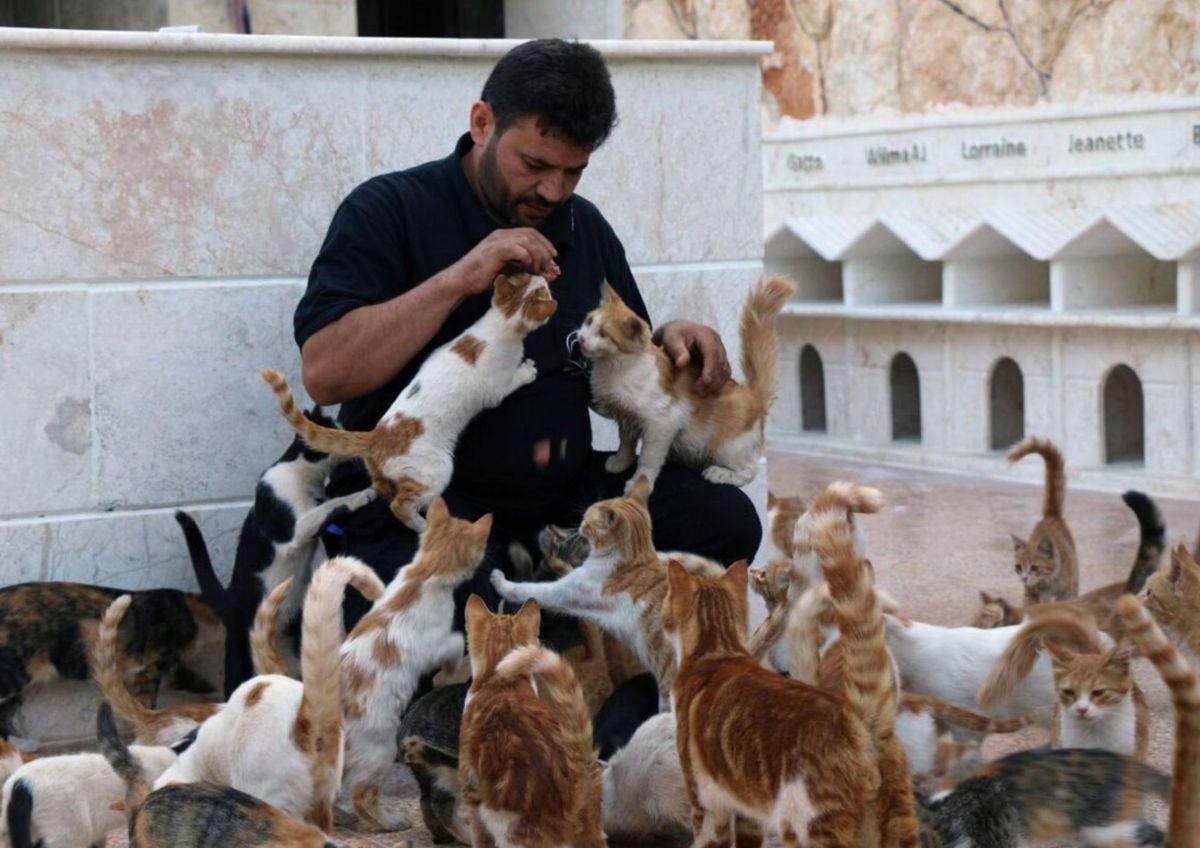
[338,498,492,830]
[262,273,556,531]
[579,276,793,492]
[1008,436,1078,604]
[1139,543,1200,663]
[1045,640,1148,759]
[459,597,605,848]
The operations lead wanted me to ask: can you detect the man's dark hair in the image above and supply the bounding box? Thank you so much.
[481,39,617,150]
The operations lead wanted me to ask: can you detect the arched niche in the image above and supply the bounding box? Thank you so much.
[799,344,827,433]
[989,357,1025,450]
[1103,364,1145,464]
[890,352,922,442]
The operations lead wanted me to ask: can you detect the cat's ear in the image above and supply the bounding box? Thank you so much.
[767,491,779,510]
[601,281,622,304]
[999,597,1019,623]
[1044,639,1075,665]
[1010,533,1025,553]
[1108,641,1133,673]
[1173,543,1200,593]
[626,475,651,505]
[624,316,646,344]
[1036,537,1055,559]
[514,599,541,637]
[473,512,494,540]
[464,594,491,638]
[426,497,449,525]
[666,558,691,598]
[723,560,749,598]
[979,590,995,604]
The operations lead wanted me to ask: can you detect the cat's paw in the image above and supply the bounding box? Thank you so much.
[489,569,511,595]
[623,474,654,495]
[702,465,754,487]
[349,488,378,510]
[605,452,635,474]
[515,359,538,385]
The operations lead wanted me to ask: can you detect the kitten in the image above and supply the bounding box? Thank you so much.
[1139,543,1200,662]
[1008,436,1078,604]
[916,747,1168,847]
[601,712,690,843]
[1045,640,1149,759]
[579,276,794,492]
[1117,592,1200,845]
[1,734,177,848]
[155,557,382,833]
[97,704,338,848]
[262,273,556,531]
[338,498,492,830]
[490,476,722,709]
[975,613,1107,710]
[89,594,222,746]
[973,489,1165,632]
[664,508,920,846]
[175,415,376,693]
[459,597,606,848]
[0,583,221,739]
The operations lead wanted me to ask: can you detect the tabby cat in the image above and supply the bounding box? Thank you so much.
[1007,436,1078,604]
[1139,543,1200,661]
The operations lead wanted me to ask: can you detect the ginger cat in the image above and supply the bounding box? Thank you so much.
[262,273,556,531]
[1139,543,1200,662]
[664,508,919,846]
[975,613,1107,710]
[1008,436,1078,604]
[1045,640,1148,759]
[580,276,794,492]
[459,596,605,848]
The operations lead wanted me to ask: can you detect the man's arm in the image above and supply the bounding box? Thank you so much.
[301,227,561,406]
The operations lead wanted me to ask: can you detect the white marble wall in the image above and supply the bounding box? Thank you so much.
[0,30,771,593]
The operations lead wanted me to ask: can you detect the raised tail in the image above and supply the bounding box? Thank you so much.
[899,692,1035,734]
[90,594,159,739]
[250,578,294,677]
[260,369,374,458]
[5,778,35,848]
[738,275,795,411]
[808,480,886,517]
[174,510,228,619]
[1007,436,1066,520]
[296,557,386,832]
[495,645,594,755]
[976,614,1102,709]
[96,702,151,819]
[1116,592,1200,847]
[1121,491,1165,594]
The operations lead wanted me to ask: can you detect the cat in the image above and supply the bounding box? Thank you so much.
[262,272,557,531]
[89,594,222,746]
[489,476,723,709]
[765,491,806,565]
[973,489,1165,632]
[664,507,920,846]
[175,412,376,694]
[1138,543,1200,662]
[601,711,690,843]
[97,704,339,848]
[579,275,794,492]
[974,613,1107,710]
[338,498,492,831]
[0,731,178,848]
[459,596,605,848]
[154,557,382,833]
[540,555,614,715]
[0,582,221,740]
[1117,592,1200,845]
[1044,640,1149,759]
[1008,436,1078,604]
[916,747,1168,847]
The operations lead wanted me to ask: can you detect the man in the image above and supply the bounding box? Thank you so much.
[294,39,761,631]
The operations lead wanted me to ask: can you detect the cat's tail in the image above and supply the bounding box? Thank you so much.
[808,480,886,517]
[739,275,795,411]
[90,594,160,739]
[1006,436,1066,520]
[296,556,385,831]
[250,577,294,677]
[1117,588,1200,846]
[975,614,1103,708]
[899,692,1035,734]
[260,369,374,457]
[173,510,229,620]
[495,644,595,759]
[96,701,151,820]
[1121,491,1165,594]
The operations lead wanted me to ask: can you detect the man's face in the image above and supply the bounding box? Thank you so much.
[476,116,590,227]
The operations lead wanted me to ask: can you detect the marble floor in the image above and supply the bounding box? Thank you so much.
[109,446,1199,846]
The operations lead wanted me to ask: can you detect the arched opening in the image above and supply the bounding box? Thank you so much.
[890,353,921,442]
[1104,364,1145,464]
[799,344,827,433]
[989,357,1025,451]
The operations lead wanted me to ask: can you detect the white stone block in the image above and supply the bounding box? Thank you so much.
[943,257,1048,308]
[1050,256,1174,312]
[504,0,623,39]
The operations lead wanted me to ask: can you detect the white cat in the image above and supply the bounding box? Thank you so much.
[601,713,689,842]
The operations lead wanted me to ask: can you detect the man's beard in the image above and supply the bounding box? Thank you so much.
[478,137,557,227]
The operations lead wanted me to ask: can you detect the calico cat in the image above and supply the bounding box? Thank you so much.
[338,498,492,830]
[155,557,381,833]
[1044,640,1149,759]
[490,476,723,708]
[176,410,376,694]
[262,273,556,532]
[0,733,177,848]
[580,276,794,492]
[1139,543,1200,661]
[665,507,920,846]
[89,594,222,746]
[97,704,339,848]
[973,489,1165,632]
[1008,436,1078,604]
[916,747,1168,847]
[1117,592,1200,846]
[0,583,221,739]
[459,597,606,848]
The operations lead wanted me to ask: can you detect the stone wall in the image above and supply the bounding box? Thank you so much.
[621,0,1200,125]
[1,0,355,34]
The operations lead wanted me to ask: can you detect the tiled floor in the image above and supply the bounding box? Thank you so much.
[109,447,1198,846]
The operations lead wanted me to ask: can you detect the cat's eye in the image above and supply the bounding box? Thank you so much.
[1092,690,1106,698]
[1061,689,1075,699]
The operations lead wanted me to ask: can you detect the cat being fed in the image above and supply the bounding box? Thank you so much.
[579,275,794,492]
[262,272,557,531]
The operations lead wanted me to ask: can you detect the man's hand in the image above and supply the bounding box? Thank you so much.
[448,228,561,297]
[656,320,731,397]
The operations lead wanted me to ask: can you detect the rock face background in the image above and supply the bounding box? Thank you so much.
[625,0,1200,125]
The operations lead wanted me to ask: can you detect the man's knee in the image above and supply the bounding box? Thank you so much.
[708,485,763,564]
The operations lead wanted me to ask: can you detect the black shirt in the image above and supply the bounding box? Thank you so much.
[294,133,650,514]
